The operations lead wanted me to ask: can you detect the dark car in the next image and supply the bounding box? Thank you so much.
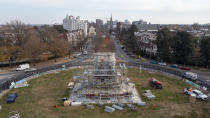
[171,64,178,68]
[150,61,158,64]
[179,66,190,70]
[7,93,18,103]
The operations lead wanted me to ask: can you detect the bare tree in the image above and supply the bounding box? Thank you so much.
[45,27,69,62]
[23,29,43,63]
[5,20,31,47]
[0,21,70,65]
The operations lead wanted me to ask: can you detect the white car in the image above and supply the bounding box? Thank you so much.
[158,62,167,66]
[193,90,208,101]
[184,88,196,97]
[184,88,208,101]
[83,51,88,55]
[76,53,82,57]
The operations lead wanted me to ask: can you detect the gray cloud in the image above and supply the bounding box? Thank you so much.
[0,0,210,24]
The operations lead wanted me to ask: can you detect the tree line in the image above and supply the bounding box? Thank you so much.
[117,25,210,68]
[157,28,210,67]
[0,20,85,65]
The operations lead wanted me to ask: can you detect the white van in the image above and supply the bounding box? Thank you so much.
[16,64,30,71]
[182,72,198,81]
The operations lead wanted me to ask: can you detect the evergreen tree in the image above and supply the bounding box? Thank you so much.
[156,28,172,62]
[171,31,194,64]
[200,37,210,68]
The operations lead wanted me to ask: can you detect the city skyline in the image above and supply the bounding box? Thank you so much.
[0,0,210,24]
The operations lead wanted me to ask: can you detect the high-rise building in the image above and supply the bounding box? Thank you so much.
[132,19,147,25]
[63,14,88,36]
[132,19,159,31]
[124,19,131,25]
[96,19,103,28]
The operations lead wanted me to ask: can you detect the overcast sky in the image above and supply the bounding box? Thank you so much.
[0,0,210,24]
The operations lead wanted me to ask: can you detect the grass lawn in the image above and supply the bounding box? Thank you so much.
[0,68,209,118]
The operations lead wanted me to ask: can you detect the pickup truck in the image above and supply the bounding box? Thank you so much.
[184,88,208,101]
[182,72,198,81]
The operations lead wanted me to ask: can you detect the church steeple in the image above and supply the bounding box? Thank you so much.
[110,14,113,30]
[110,14,113,34]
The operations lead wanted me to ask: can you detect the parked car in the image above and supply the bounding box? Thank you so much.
[179,66,190,70]
[158,62,167,66]
[182,72,198,81]
[76,52,82,57]
[184,88,208,101]
[192,90,208,101]
[7,93,18,103]
[149,78,163,89]
[184,88,196,97]
[150,61,158,64]
[171,64,178,68]
[83,51,88,55]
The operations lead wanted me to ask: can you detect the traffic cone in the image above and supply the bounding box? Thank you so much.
[55,104,58,109]
[153,104,156,108]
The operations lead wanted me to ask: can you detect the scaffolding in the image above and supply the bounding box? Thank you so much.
[70,52,141,104]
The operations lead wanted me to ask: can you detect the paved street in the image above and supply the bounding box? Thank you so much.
[1,35,210,92]
[111,35,210,89]
[0,38,93,83]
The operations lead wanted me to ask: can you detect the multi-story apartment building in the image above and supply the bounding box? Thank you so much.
[63,14,88,36]
[135,32,157,55]
[66,30,84,47]
[88,26,96,37]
